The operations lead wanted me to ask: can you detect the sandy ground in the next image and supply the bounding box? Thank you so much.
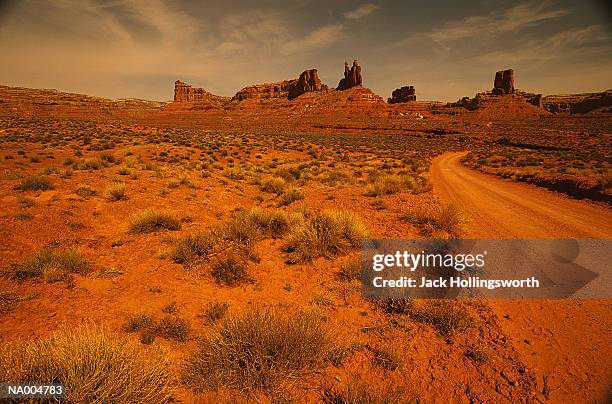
[430,152,612,402]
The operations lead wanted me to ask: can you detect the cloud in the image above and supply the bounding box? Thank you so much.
[476,25,611,64]
[279,23,345,56]
[429,1,569,43]
[343,3,379,20]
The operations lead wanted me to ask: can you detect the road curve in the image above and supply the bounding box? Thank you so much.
[430,151,612,402]
[429,151,612,239]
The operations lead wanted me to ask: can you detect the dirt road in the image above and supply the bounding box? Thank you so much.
[429,151,612,403]
[430,152,612,238]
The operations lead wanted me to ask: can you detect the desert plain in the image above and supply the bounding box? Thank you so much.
[0,63,611,403]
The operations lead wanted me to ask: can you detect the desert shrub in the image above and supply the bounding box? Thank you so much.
[183,308,333,392]
[16,195,36,207]
[156,315,191,342]
[128,209,181,234]
[279,187,304,206]
[125,313,154,332]
[372,346,402,370]
[75,186,96,199]
[172,232,216,267]
[105,182,127,201]
[161,301,178,314]
[260,176,287,195]
[15,212,33,221]
[383,299,472,335]
[322,375,410,404]
[339,257,361,281]
[0,322,175,403]
[366,174,413,196]
[466,348,489,365]
[10,248,91,282]
[410,300,472,335]
[202,301,229,323]
[15,175,53,191]
[403,203,464,239]
[285,210,369,263]
[211,256,252,286]
[77,157,103,170]
[222,167,244,180]
[125,313,191,343]
[236,208,302,239]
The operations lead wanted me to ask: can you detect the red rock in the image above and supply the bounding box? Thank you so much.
[337,60,362,90]
[173,80,228,104]
[232,69,328,102]
[288,69,327,100]
[492,69,514,95]
[388,86,416,104]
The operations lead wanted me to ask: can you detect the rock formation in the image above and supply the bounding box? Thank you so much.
[288,69,326,100]
[542,90,612,114]
[173,80,228,104]
[388,86,416,104]
[492,69,514,95]
[0,85,167,119]
[337,60,362,90]
[232,69,328,102]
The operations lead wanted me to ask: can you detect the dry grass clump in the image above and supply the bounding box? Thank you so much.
[285,210,369,263]
[0,292,36,315]
[279,187,305,206]
[322,376,410,404]
[366,174,413,196]
[260,176,288,195]
[125,313,191,343]
[411,300,473,335]
[105,182,127,201]
[172,232,216,267]
[222,167,245,180]
[403,203,465,239]
[372,346,403,371]
[235,208,302,239]
[126,313,154,332]
[75,185,97,199]
[339,257,361,282]
[382,299,472,335]
[16,195,36,207]
[77,157,103,170]
[156,315,191,342]
[172,208,299,269]
[202,301,230,323]
[0,322,175,403]
[128,209,181,234]
[15,175,54,191]
[211,256,253,286]
[183,308,334,393]
[9,247,91,283]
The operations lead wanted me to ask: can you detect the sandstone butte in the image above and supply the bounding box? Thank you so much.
[0,62,610,121]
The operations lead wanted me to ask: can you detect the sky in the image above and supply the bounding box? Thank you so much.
[0,0,610,101]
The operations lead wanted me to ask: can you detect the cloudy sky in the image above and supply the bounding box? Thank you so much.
[0,0,610,101]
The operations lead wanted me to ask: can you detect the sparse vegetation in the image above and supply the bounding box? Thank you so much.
[128,209,181,234]
[9,247,91,283]
[183,308,334,392]
[105,182,127,201]
[285,210,369,263]
[372,346,402,370]
[15,175,53,191]
[322,376,412,404]
[382,299,473,335]
[0,322,175,402]
[211,256,252,286]
[202,301,229,323]
[403,203,465,239]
